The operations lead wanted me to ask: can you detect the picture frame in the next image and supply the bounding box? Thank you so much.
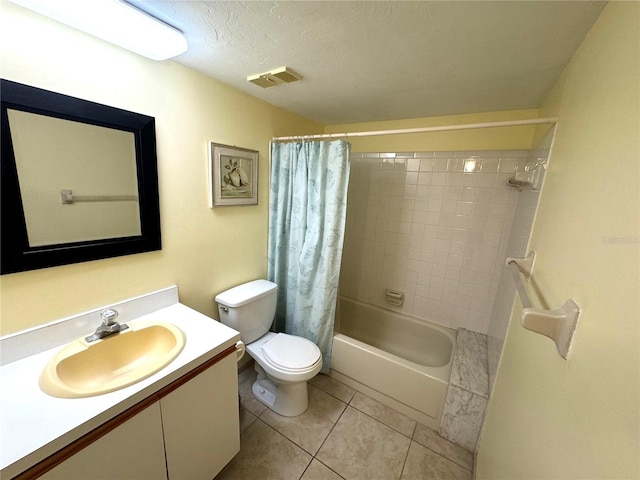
[208,142,258,207]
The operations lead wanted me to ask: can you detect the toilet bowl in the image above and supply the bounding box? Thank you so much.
[246,332,322,416]
[216,280,322,417]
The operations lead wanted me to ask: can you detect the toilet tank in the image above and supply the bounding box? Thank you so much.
[215,280,278,344]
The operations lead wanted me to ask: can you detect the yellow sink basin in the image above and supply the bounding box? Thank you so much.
[39,320,185,399]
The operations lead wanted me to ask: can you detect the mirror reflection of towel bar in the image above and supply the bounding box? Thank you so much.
[61,189,139,205]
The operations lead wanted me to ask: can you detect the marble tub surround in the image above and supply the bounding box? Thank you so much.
[449,329,489,397]
[440,328,489,452]
[439,386,488,453]
[219,368,473,480]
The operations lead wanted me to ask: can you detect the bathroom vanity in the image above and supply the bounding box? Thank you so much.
[0,287,241,479]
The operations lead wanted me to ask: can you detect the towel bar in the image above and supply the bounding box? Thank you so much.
[506,252,580,359]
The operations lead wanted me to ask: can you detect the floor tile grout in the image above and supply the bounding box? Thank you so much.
[347,403,413,439]
[312,400,348,457]
[412,439,473,473]
[246,409,473,476]
[346,392,417,440]
[234,370,473,480]
[309,382,355,405]
[304,458,348,480]
[398,439,413,480]
[245,408,348,480]
[331,384,475,474]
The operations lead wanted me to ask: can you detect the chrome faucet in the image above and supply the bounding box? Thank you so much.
[85,309,129,342]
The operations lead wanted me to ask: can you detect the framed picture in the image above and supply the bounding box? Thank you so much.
[209,142,258,207]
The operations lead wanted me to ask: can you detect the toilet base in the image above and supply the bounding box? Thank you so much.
[252,364,309,417]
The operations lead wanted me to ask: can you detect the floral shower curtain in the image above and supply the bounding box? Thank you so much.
[267,139,350,373]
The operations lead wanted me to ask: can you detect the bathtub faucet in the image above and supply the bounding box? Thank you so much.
[85,309,129,342]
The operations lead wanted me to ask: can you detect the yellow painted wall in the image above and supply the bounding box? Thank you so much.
[476,2,640,479]
[0,1,321,335]
[324,109,541,153]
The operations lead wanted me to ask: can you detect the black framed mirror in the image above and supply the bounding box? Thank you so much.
[1,79,161,274]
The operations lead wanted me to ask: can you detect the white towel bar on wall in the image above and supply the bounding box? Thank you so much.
[506,252,580,359]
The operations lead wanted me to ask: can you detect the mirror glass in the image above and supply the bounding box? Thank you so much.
[9,109,142,246]
[1,79,161,274]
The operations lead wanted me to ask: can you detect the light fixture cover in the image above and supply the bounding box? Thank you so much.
[248,67,303,89]
[8,0,188,60]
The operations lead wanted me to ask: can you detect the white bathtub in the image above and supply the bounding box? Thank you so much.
[330,297,456,429]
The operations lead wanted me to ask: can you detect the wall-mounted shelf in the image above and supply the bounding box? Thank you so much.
[506,252,580,359]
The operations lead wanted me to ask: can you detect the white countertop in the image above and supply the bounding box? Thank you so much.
[0,287,240,478]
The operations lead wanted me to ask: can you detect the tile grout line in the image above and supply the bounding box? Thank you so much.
[342,388,474,473]
[301,400,350,480]
[308,381,353,405]
[343,396,413,480]
[312,398,350,456]
[241,372,473,477]
[242,415,348,480]
[398,438,413,480]
[412,439,474,473]
[347,393,415,440]
[311,458,348,480]
[315,378,473,471]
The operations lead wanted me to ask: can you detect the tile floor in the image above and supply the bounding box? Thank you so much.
[215,366,474,480]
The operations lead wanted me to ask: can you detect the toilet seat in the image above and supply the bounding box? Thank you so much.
[261,333,321,372]
[246,331,323,385]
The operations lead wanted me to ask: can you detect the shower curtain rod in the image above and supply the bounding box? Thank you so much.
[271,117,558,141]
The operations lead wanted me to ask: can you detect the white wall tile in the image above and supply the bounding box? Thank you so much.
[480,158,499,173]
[419,158,434,171]
[477,173,497,188]
[340,148,536,335]
[448,158,465,172]
[433,159,449,171]
[406,158,420,171]
[461,173,478,187]
[460,187,475,201]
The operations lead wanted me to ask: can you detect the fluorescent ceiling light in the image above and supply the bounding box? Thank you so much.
[9,0,188,60]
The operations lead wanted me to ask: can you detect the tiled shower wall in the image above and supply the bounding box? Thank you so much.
[339,149,542,334]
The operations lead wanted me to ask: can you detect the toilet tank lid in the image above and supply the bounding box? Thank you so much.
[215,279,277,308]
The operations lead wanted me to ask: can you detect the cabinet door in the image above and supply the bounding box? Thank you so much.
[161,353,239,480]
[40,402,167,480]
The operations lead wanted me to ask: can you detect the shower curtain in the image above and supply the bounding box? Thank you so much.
[268,139,350,373]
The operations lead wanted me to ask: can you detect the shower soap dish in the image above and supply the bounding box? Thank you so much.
[506,252,580,359]
[507,163,545,191]
[384,289,404,307]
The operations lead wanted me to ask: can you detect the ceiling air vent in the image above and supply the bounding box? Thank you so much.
[247,67,302,89]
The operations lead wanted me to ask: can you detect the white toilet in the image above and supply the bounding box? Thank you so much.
[215,279,322,417]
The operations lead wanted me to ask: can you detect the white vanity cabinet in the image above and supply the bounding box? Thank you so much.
[40,403,168,480]
[162,352,239,479]
[32,348,239,480]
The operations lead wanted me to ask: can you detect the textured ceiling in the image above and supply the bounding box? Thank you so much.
[129,1,606,125]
